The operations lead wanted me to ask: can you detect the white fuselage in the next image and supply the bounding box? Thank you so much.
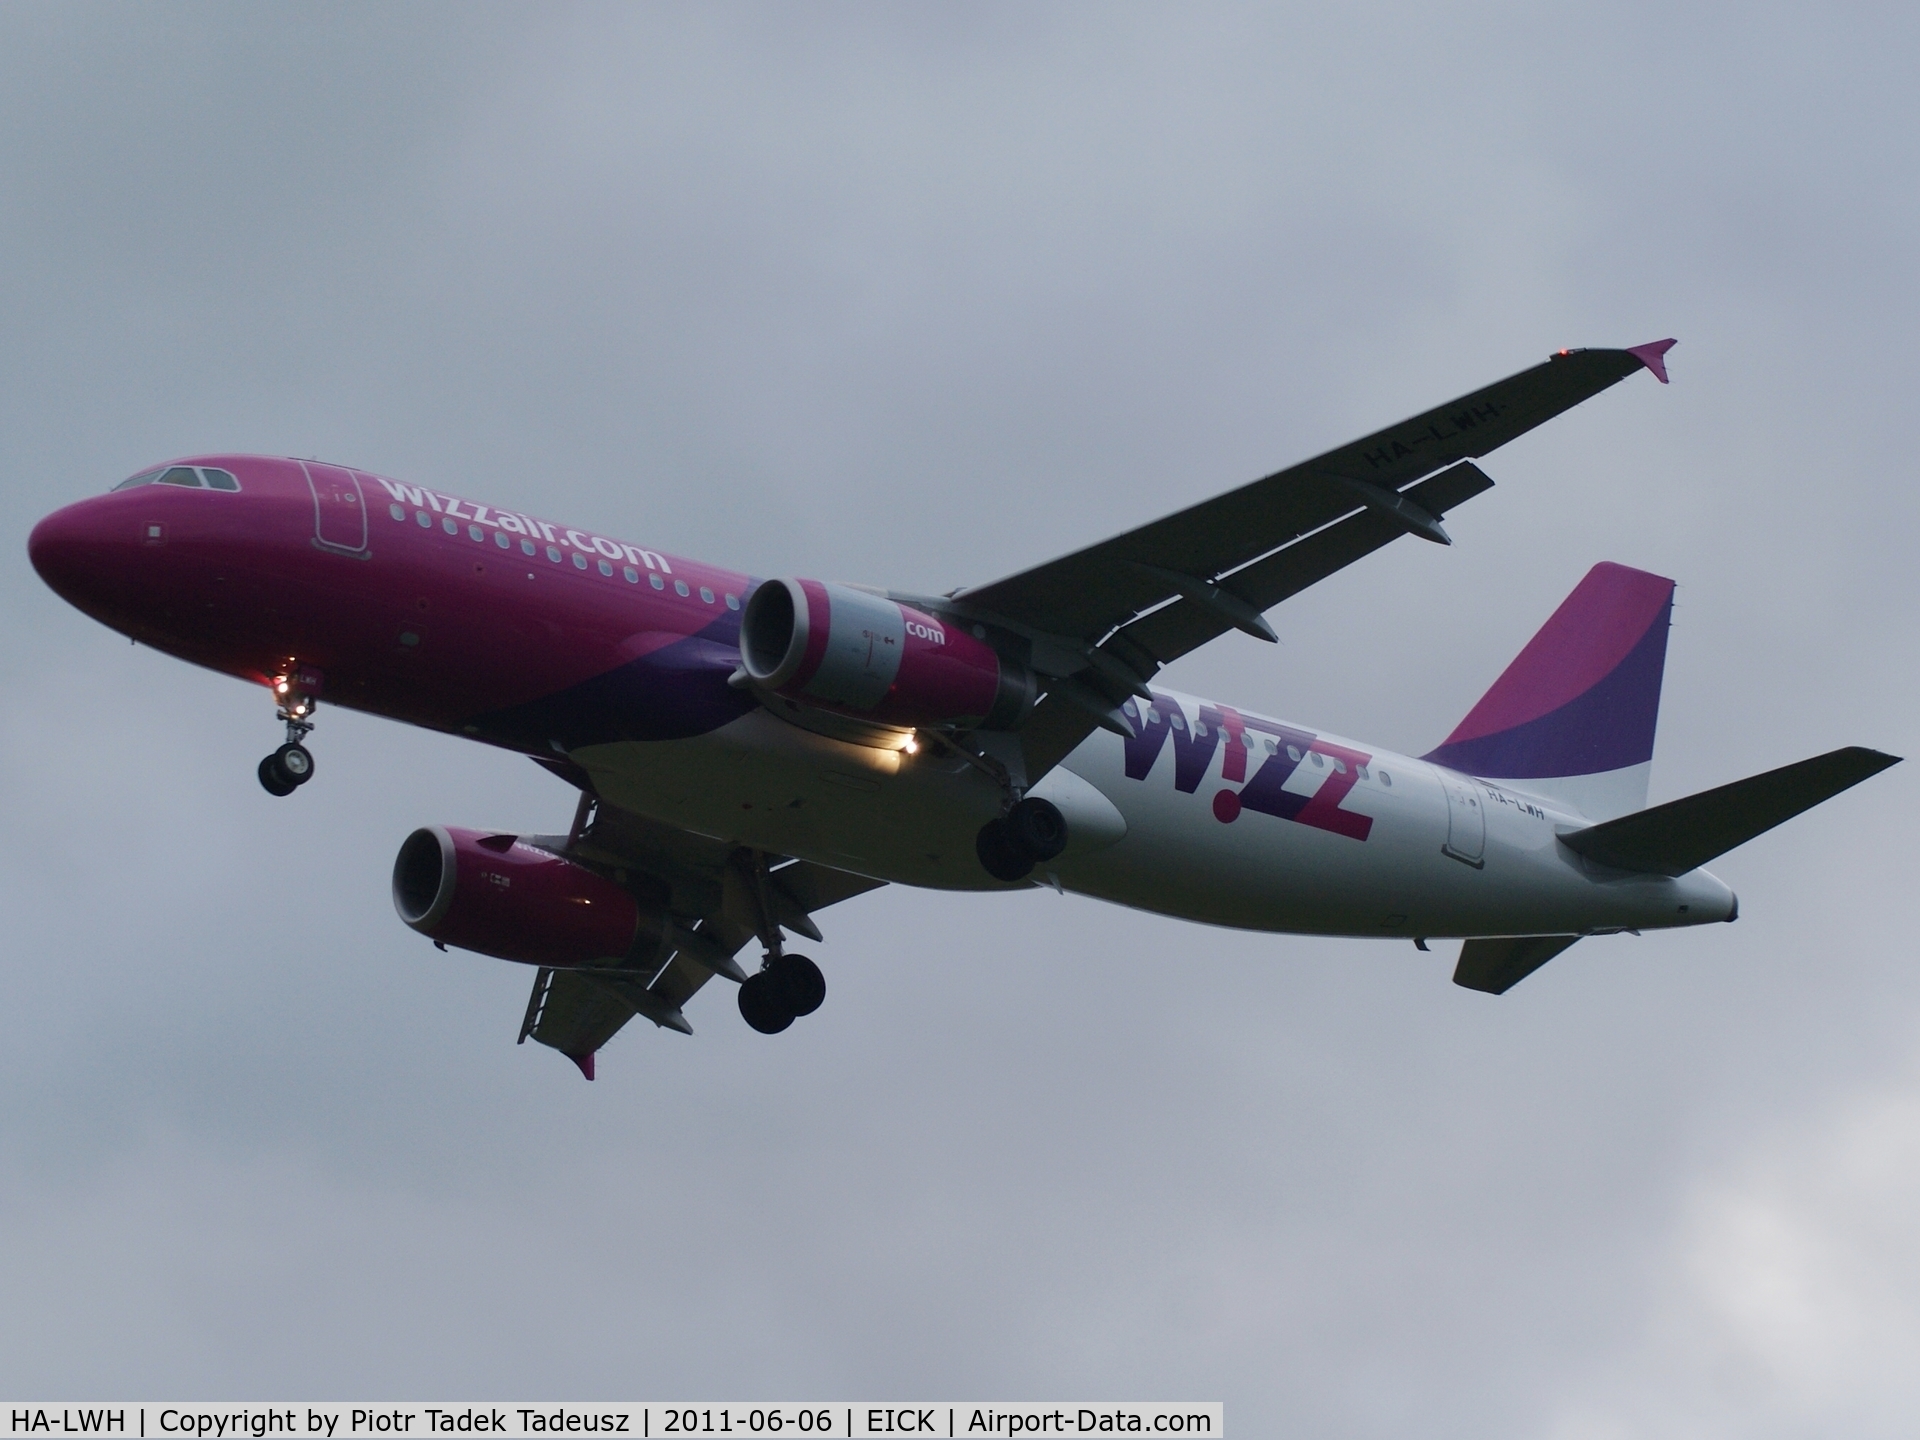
[573,685,1734,943]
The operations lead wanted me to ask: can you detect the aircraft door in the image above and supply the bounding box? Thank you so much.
[302,462,368,553]
[1439,770,1486,867]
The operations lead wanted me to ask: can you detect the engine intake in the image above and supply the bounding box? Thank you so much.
[740,578,1033,729]
[393,825,642,967]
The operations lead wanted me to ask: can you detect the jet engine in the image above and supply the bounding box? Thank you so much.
[740,578,1034,729]
[392,825,641,967]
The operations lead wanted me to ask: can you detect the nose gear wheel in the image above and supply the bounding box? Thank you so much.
[259,738,317,795]
[258,665,321,796]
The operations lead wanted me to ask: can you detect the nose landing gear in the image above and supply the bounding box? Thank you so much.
[258,664,321,797]
[258,742,315,796]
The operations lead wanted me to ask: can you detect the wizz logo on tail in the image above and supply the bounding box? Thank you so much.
[1121,693,1374,841]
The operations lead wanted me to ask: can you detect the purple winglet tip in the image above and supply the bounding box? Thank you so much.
[1626,338,1677,384]
[570,1050,596,1081]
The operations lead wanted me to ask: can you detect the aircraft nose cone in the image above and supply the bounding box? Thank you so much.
[29,498,132,609]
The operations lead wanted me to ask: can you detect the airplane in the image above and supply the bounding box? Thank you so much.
[28,339,1899,1078]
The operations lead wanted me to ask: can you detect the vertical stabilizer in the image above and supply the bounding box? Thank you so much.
[1423,563,1674,821]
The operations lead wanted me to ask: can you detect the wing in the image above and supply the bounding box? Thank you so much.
[517,787,885,1076]
[936,344,1673,778]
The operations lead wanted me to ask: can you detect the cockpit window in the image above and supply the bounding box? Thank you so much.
[111,465,241,493]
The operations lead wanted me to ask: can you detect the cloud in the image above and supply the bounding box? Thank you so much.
[1548,1058,1920,1439]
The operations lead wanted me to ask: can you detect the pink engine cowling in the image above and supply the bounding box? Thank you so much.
[740,578,1034,729]
[392,826,640,966]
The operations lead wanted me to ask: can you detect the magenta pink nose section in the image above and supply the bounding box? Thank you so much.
[28,499,125,606]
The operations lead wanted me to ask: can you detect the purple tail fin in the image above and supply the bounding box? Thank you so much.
[1423,563,1674,817]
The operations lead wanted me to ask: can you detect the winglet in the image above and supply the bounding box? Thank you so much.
[1626,338,1677,384]
[569,1050,596,1081]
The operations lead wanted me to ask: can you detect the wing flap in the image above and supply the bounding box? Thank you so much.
[957,347,1658,644]
[1121,461,1495,667]
[1014,463,1496,780]
[1559,747,1901,877]
[515,794,891,1074]
[520,967,649,1075]
[769,858,888,917]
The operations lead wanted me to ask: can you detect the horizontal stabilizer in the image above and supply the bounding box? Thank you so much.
[1560,746,1901,877]
[1453,935,1581,994]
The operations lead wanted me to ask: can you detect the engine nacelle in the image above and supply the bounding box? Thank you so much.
[392,825,641,967]
[740,578,1034,729]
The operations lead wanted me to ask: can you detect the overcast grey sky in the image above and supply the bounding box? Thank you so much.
[2,4,1917,1434]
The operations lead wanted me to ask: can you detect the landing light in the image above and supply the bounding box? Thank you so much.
[902,734,919,755]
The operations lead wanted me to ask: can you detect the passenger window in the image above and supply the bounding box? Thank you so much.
[1379,771,1393,787]
[1171,714,1187,731]
[159,466,203,487]
[1286,745,1302,762]
[674,580,690,596]
[546,546,562,562]
[725,593,740,610]
[1332,759,1347,775]
[1195,722,1209,738]
[417,511,431,527]
[1310,752,1324,767]
[468,525,485,541]
[598,559,614,576]
[699,586,714,604]
[495,532,510,549]
[623,566,640,583]
[650,573,665,590]
[200,469,240,491]
[443,518,458,534]
[112,469,165,491]
[389,504,406,522]
[1356,764,1369,780]
[521,539,536,556]
[1265,739,1278,754]
[572,553,588,570]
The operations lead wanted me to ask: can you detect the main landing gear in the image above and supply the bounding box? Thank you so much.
[258,665,320,797]
[975,796,1069,882]
[733,850,829,1035]
[737,953,827,1035]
